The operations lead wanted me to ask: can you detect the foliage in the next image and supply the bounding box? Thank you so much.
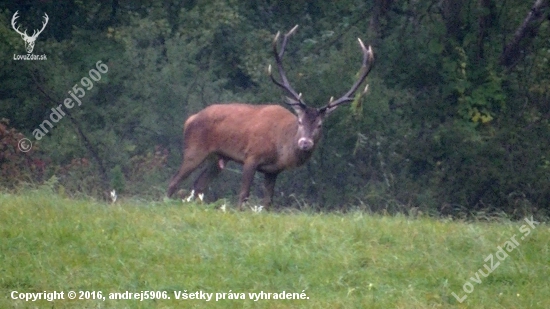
[0,1,549,216]
[0,118,45,186]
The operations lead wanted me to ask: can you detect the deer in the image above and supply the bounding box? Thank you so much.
[11,11,49,54]
[167,25,374,209]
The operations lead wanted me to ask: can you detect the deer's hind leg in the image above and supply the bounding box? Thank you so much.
[167,148,210,197]
[193,155,225,195]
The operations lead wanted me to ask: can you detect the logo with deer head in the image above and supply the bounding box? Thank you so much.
[11,11,49,54]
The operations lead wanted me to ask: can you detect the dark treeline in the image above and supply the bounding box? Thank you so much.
[1,0,549,217]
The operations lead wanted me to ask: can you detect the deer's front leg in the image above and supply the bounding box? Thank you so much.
[262,172,278,209]
[238,160,258,210]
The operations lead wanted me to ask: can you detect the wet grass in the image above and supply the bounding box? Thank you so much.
[1,190,548,308]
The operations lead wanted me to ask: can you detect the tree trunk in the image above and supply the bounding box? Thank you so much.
[500,0,549,69]
[369,0,395,41]
[477,0,497,60]
[441,0,466,41]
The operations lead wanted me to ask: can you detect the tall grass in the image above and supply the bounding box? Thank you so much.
[1,190,548,308]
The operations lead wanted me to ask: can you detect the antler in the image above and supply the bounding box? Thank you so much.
[319,39,374,113]
[11,11,49,38]
[268,25,306,109]
[31,13,49,38]
[11,11,27,37]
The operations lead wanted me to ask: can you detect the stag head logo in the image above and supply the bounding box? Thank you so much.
[11,11,49,54]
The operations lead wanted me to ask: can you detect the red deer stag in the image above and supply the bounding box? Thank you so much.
[167,25,374,209]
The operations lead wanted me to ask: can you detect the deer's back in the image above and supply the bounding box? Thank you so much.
[183,103,297,167]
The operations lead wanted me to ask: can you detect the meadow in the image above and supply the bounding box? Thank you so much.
[1,190,548,308]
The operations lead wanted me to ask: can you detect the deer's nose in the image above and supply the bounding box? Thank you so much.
[298,138,314,151]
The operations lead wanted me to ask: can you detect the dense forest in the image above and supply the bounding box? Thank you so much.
[1,0,549,217]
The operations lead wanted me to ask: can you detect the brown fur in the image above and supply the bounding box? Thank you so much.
[167,26,373,209]
[167,103,323,208]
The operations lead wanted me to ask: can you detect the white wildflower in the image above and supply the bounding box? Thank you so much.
[250,205,263,213]
[110,190,117,203]
[184,190,195,202]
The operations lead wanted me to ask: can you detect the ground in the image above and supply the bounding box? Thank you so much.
[1,190,548,308]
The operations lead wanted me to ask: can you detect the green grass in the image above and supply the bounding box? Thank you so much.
[1,190,549,308]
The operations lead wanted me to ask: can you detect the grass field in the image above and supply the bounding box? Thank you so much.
[1,190,549,308]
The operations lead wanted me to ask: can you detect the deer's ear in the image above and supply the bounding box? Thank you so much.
[284,96,301,106]
[283,97,305,116]
[318,106,337,119]
[292,105,305,118]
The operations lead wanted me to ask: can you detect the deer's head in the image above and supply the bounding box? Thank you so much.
[268,25,374,152]
[11,11,49,54]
